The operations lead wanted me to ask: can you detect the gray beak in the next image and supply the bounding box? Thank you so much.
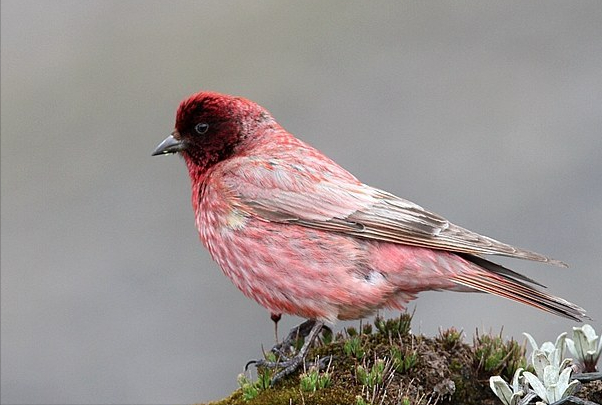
[152,134,185,156]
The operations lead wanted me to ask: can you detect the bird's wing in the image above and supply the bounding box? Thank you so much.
[222,155,565,266]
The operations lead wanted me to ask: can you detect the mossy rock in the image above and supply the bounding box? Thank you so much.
[198,315,601,405]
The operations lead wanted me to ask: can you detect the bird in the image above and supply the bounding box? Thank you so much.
[152,91,586,381]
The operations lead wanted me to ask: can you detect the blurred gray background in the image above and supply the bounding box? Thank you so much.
[2,1,601,404]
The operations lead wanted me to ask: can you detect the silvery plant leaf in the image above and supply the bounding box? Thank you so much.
[524,371,548,402]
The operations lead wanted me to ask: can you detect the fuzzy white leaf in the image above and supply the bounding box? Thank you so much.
[524,333,539,351]
[560,358,573,371]
[551,367,576,402]
[549,348,562,369]
[490,376,514,405]
[561,380,580,399]
[543,365,560,387]
[510,392,524,405]
[540,341,555,354]
[511,367,524,392]
[521,391,537,405]
[557,366,572,388]
[566,338,577,359]
[532,351,550,378]
[580,324,598,343]
[523,371,548,402]
[568,324,602,372]
[554,332,567,360]
[573,327,591,358]
[547,384,558,403]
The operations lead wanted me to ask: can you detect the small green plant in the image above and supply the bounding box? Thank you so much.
[344,335,365,360]
[374,312,412,337]
[566,324,601,373]
[390,346,418,373]
[237,352,276,401]
[438,327,463,350]
[355,358,395,405]
[237,371,269,401]
[299,358,332,392]
[474,330,526,380]
[356,358,386,388]
[321,327,334,345]
[237,373,258,401]
[257,368,271,390]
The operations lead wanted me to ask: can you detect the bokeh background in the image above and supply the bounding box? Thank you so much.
[2,1,601,404]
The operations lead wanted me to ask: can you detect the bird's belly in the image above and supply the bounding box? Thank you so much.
[196,212,405,321]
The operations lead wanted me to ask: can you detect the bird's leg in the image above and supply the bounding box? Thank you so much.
[270,312,282,344]
[269,319,332,358]
[275,319,317,355]
[257,319,316,360]
[248,319,326,385]
[269,320,325,384]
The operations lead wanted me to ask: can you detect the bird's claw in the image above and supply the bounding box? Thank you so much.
[248,354,333,386]
[245,319,327,385]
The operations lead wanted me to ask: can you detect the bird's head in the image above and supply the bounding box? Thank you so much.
[152,91,273,174]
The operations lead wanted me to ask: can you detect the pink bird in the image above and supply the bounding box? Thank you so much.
[153,91,586,380]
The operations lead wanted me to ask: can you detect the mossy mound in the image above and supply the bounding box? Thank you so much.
[199,315,601,405]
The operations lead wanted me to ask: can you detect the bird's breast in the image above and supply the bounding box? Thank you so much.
[194,181,249,248]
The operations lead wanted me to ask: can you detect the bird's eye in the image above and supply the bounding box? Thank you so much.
[195,123,209,134]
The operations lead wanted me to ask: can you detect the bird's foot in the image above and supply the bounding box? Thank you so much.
[246,319,328,385]
[249,353,333,386]
[272,319,322,356]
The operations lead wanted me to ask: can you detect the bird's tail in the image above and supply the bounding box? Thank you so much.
[451,255,588,321]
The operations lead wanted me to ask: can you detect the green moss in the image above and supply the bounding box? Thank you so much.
[374,312,412,337]
[343,335,365,360]
[299,361,332,392]
[198,318,600,405]
[390,346,418,374]
[472,330,526,381]
[436,327,463,351]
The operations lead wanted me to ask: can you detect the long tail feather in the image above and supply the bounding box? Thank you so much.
[451,267,587,321]
[457,253,547,288]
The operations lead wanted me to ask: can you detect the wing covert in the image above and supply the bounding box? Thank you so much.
[220,155,564,266]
